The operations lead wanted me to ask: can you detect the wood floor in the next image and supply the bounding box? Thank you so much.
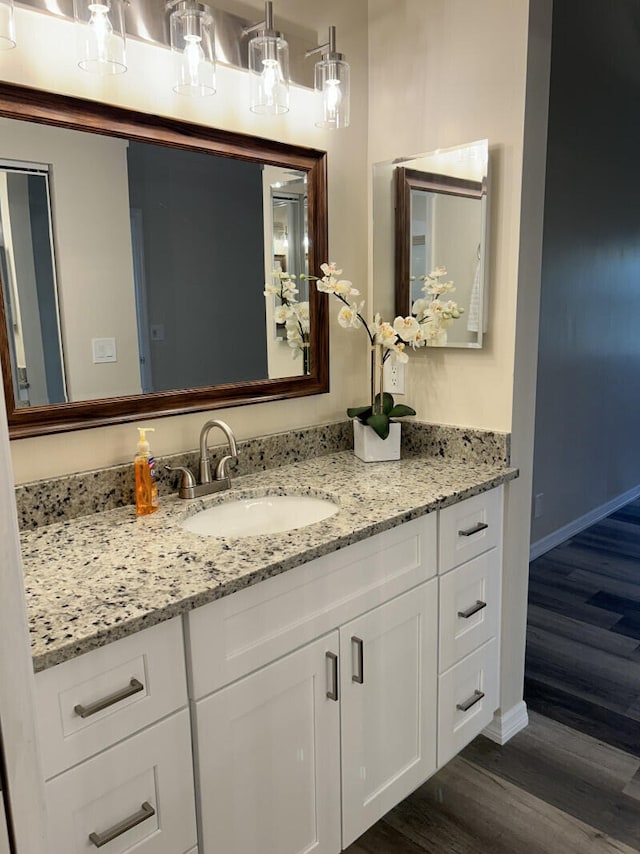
[345,712,640,853]
[345,498,640,852]
[525,497,640,755]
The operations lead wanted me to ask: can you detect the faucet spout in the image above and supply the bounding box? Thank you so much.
[199,419,238,485]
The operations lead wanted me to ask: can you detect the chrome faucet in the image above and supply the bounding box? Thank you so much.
[167,419,238,499]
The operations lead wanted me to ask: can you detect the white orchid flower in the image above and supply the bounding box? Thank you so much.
[293,302,310,332]
[274,305,293,324]
[337,302,363,329]
[316,276,337,293]
[411,327,427,348]
[320,262,343,277]
[443,300,463,318]
[334,279,360,298]
[412,297,429,320]
[388,340,409,363]
[393,316,421,341]
[429,266,447,278]
[375,321,397,346]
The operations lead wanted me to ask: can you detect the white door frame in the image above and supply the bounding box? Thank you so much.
[0,383,47,853]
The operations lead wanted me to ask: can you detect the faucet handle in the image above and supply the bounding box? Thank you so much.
[165,465,197,499]
[215,454,237,481]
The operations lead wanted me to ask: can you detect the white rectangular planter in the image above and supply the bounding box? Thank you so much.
[353,420,401,462]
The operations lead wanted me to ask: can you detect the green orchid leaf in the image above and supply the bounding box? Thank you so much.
[388,404,417,418]
[347,406,373,423]
[374,392,395,415]
[366,413,391,440]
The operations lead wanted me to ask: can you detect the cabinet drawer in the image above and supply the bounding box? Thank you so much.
[439,486,503,574]
[187,513,437,699]
[35,618,188,780]
[437,638,499,768]
[45,709,197,854]
[439,549,500,672]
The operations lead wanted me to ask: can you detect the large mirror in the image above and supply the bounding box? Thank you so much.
[372,139,489,348]
[0,84,328,438]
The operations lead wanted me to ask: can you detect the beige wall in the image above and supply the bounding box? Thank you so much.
[6,0,370,482]
[368,0,530,433]
[367,0,551,721]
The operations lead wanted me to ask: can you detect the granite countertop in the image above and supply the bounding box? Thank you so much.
[21,451,518,672]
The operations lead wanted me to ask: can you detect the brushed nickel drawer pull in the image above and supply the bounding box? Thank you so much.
[458,600,487,619]
[352,636,364,684]
[74,678,144,719]
[458,521,489,537]
[326,652,339,701]
[456,690,485,713]
[89,801,155,847]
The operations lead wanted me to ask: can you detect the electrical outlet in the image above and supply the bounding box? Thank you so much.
[534,493,544,519]
[383,360,405,395]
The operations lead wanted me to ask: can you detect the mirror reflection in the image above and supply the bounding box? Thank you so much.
[372,139,489,348]
[0,116,310,412]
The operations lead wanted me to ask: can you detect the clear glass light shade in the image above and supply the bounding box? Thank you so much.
[170,6,215,96]
[248,34,289,115]
[315,58,350,129]
[74,0,126,74]
[0,0,16,50]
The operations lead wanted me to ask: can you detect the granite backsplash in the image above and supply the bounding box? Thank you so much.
[14,420,510,530]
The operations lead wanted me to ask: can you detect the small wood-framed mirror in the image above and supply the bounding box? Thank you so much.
[0,83,328,438]
[372,139,489,349]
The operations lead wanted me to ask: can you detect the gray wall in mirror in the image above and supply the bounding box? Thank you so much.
[372,139,489,348]
[0,115,309,411]
[126,142,268,392]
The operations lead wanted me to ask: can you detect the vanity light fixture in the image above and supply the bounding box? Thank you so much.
[243,1,290,115]
[306,26,350,129]
[167,0,215,96]
[73,0,127,74]
[0,0,15,49]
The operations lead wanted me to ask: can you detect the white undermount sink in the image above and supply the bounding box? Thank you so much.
[180,494,339,537]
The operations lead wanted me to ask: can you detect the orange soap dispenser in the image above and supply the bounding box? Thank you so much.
[134,427,159,515]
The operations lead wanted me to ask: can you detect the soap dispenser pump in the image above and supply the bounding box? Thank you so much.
[135,426,159,516]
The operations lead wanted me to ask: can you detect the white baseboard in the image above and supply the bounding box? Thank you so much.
[483,701,529,745]
[529,483,640,562]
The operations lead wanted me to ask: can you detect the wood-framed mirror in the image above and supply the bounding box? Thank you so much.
[395,165,488,348]
[0,83,328,439]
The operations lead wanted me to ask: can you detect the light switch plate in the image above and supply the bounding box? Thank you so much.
[92,337,117,364]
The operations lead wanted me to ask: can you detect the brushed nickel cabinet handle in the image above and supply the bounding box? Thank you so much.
[326,652,339,701]
[352,636,364,685]
[456,689,485,712]
[458,521,489,537]
[74,678,144,719]
[458,600,487,619]
[89,801,155,847]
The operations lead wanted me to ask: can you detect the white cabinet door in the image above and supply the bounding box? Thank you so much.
[194,632,341,854]
[339,581,438,848]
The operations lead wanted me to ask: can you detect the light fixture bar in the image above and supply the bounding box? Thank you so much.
[14,0,316,88]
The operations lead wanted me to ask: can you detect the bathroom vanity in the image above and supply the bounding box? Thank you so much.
[20,446,515,854]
